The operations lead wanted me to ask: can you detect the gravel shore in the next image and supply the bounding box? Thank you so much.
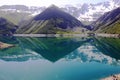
[102,74,120,80]
[0,42,14,49]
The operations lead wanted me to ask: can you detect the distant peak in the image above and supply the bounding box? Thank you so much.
[48,4,59,9]
[49,4,57,7]
[111,0,119,2]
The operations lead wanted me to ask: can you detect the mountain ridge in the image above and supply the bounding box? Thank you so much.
[17,5,85,34]
[91,7,120,33]
[0,0,119,25]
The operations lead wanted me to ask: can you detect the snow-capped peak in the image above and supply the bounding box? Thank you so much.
[0,0,119,24]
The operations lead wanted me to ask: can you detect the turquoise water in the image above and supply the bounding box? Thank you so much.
[0,37,120,80]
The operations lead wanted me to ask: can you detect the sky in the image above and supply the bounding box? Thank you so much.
[0,0,109,7]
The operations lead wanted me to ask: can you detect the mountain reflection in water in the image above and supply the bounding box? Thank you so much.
[0,36,120,65]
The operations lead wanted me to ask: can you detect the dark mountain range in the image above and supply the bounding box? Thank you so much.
[0,0,119,25]
[17,5,84,34]
[0,17,18,35]
[91,7,120,33]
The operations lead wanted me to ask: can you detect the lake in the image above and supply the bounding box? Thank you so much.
[0,36,120,80]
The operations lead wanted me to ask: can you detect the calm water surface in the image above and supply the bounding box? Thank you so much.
[0,36,120,80]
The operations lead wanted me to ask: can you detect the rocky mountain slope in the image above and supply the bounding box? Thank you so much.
[91,7,120,33]
[17,5,84,34]
[0,17,18,35]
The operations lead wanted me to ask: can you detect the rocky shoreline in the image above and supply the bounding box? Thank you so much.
[102,74,120,80]
[13,33,120,38]
[96,33,119,38]
[0,42,14,49]
[13,34,88,37]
